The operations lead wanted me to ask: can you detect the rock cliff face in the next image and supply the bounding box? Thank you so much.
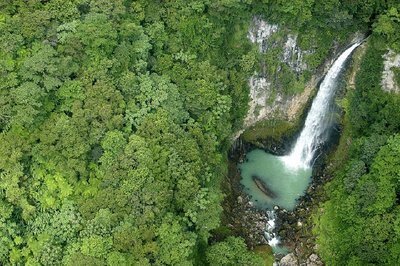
[248,18,278,54]
[244,17,315,128]
[242,17,365,134]
[382,49,400,93]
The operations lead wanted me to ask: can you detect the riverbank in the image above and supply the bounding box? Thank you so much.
[222,135,326,264]
[219,139,270,248]
[220,39,366,265]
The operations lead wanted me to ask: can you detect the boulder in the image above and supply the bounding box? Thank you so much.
[306,254,323,266]
[280,253,298,266]
[237,196,243,204]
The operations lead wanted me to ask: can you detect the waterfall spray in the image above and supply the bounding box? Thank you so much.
[282,42,361,169]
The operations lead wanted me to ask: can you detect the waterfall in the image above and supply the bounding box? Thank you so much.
[282,42,361,169]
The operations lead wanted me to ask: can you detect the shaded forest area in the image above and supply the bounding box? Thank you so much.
[0,0,399,265]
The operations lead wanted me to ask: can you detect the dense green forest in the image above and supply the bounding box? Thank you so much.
[312,2,400,266]
[314,37,400,265]
[0,0,400,265]
[0,1,257,265]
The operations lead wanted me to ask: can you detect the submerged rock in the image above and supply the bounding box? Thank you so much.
[220,159,271,248]
[252,175,277,198]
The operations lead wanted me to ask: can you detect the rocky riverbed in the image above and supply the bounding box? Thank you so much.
[222,136,334,265]
[221,155,270,248]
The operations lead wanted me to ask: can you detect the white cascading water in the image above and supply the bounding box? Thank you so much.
[282,42,361,169]
[265,210,280,247]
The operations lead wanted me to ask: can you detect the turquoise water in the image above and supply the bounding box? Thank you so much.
[239,149,312,211]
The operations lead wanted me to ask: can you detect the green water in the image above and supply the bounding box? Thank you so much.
[239,149,312,210]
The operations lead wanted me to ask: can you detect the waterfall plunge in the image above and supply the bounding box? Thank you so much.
[282,42,361,169]
[240,42,361,251]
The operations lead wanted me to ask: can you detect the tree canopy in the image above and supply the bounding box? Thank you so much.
[1,0,400,265]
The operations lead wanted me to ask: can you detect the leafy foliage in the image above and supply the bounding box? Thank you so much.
[1,0,399,265]
[0,0,258,264]
[206,236,264,266]
[315,24,400,265]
